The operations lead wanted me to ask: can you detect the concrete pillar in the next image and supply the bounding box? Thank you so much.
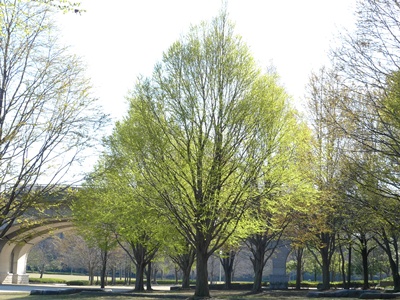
[269,241,291,290]
[0,241,16,284]
[11,243,33,284]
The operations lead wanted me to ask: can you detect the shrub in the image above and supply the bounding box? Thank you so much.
[29,278,66,284]
[66,280,90,286]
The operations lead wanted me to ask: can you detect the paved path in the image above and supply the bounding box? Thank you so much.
[0,283,171,293]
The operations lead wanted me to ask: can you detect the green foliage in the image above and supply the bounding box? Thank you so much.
[66,280,90,286]
[29,278,67,284]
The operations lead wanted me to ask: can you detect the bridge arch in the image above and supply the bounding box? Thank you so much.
[0,220,74,284]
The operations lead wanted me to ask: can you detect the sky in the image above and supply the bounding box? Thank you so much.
[56,0,357,125]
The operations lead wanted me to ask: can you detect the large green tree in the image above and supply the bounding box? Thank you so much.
[111,12,307,297]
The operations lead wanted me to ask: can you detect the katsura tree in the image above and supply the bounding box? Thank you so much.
[306,67,351,290]
[167,239,196,289]
[108,11,306,297]
[339,152,382,290]
[73,157,173,291]
[0,0,106,238]
[217,217,252,290]
[57,232,102,285]
[27,236,60,277]
[72,166,120,288]
[245,110,315,292]
[331,0,400,240]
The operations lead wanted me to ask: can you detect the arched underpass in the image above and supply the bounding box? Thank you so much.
[0,219,74,284]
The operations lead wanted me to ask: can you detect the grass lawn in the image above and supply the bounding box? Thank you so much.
[0,289,365,300]
[28,273,89,281]
[0,276,367,300]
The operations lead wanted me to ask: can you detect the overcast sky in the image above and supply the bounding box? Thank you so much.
[57,0,357,123]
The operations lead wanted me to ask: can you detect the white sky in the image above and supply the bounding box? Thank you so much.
[57,0,357,125]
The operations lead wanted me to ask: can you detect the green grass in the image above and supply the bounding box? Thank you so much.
[28,273,89,282]
[0,289,365,300]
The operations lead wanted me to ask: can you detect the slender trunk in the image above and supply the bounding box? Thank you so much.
[89,267,94,285]
[146,262,152,291]
[112,267,116,285]
[100,249,108,289]
[195,246,210,298]
[387,253,400,291]
[338,244,346,288]
[152,265,158,284]
[361,246,369,289]
[347,245,352,289]
[376,230,400,291]
[295,248,303,290]
[175,267,179,285]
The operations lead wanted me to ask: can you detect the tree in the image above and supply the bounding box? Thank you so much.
[331,0,400,232]
[330,0,400,287]
[27,236,60,277]
[245,107,315,292]
[110,11,305,297]
[73,157,172,291]
[168,240,196,289]
[57,232,102,285]
[306,67,350,290]
[72,171,118,289]
[0,0,106,238]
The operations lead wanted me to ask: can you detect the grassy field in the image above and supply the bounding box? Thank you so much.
[0,289,325,300]
[0,287,369,300]
[28,273,90,281]
[0,275,368,300]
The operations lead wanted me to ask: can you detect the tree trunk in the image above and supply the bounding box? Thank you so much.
[321,254,330,290]
[100,249,108,289]
[252,259,264,292]
[221,250,235,290]
[175,267,179,285]
[146,262,152,291]
[376,230,400,292]
[182,264,191,289]
[89,267,95,285]
[338,244,346,289]
[387,252,400,291]
[195,246,210,298]
[39,265,44,279]
[347,245,352,289]
[318,232,333,290]
[361,246,369,289]
[295,248,303,290]
[135,262,146,291]
[112,267,116,285]
[224,266,232,290]
[152,264,158,284]
[250,239,266,292]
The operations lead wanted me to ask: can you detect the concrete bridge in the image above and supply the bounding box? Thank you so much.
[0,186,74,284]
[0,218,74,284]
